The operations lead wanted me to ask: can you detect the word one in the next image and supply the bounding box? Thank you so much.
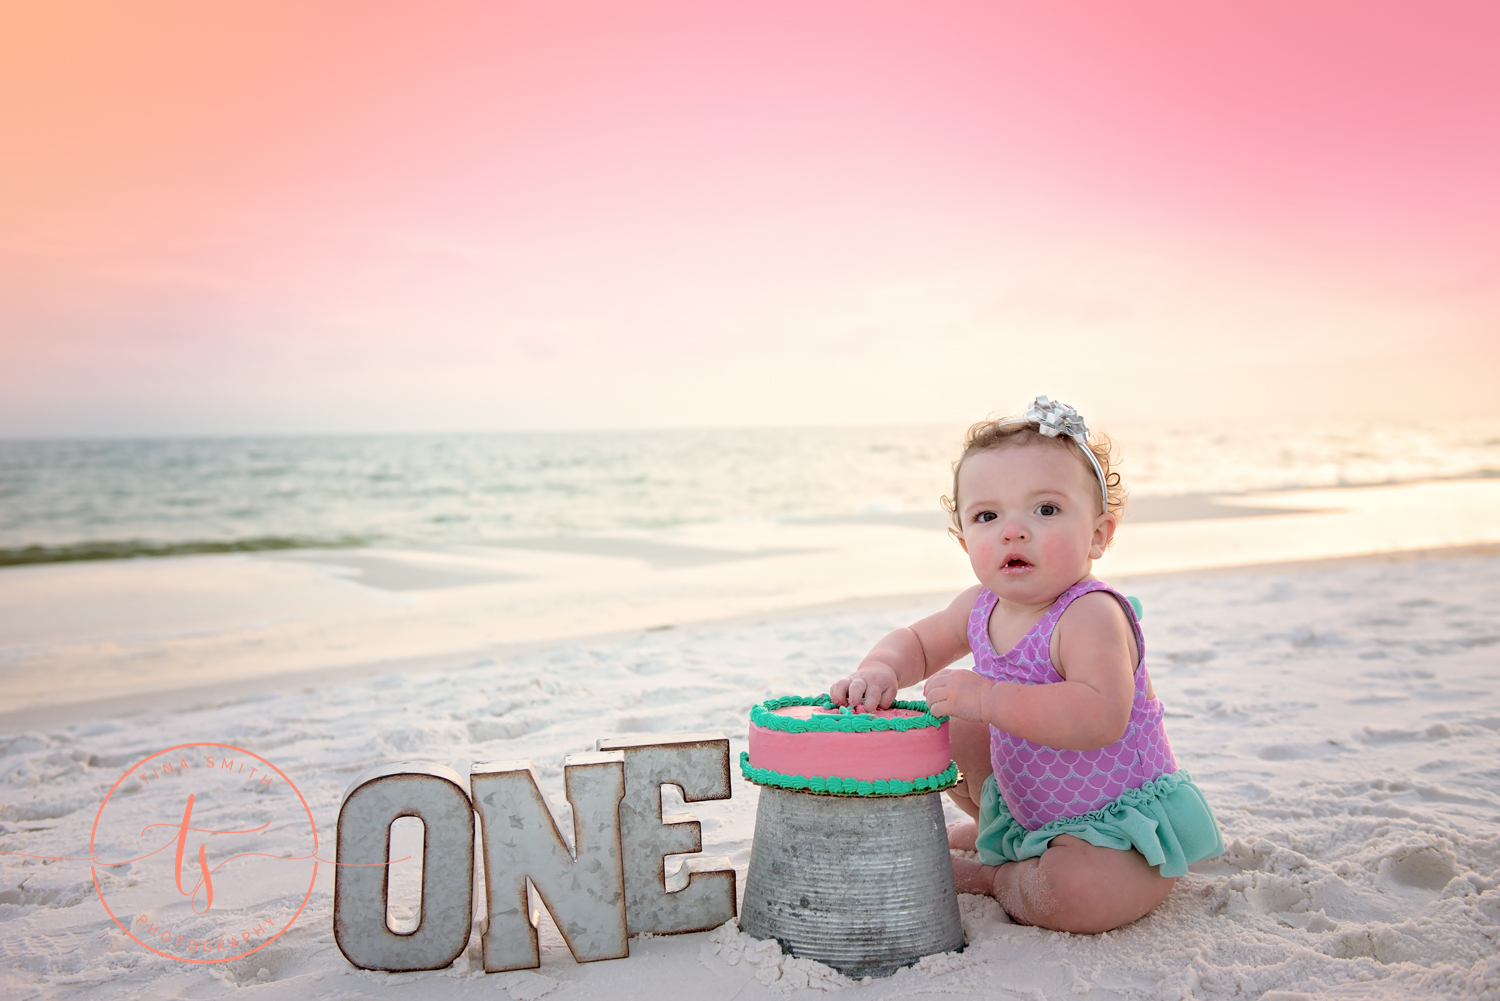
[334,733,735,973]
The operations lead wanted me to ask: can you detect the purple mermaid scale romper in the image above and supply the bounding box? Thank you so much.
[968,579,1224,877]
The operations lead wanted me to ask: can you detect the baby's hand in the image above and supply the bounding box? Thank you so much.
[829,664,900,712]
[923,668,994,722]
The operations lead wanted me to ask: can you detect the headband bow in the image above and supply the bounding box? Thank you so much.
[1026,396,1091,442]
[1020,396,1109,512]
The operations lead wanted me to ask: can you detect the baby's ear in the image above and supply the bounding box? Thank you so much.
[1090,511,1118,558]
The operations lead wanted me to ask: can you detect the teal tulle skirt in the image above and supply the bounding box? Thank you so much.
[974,770,1225,878]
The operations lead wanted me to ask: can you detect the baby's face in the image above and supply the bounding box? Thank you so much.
[955,442,1116,606]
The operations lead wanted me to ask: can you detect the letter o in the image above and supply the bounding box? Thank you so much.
[334,762,474,972]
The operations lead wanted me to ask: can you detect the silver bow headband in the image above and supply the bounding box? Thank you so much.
[1016,396,1110,512]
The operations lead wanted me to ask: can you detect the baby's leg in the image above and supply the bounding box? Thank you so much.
[945,718,992,852]
[953,836,1175,934]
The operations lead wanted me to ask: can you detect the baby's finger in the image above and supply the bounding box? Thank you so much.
[830,678,850,704]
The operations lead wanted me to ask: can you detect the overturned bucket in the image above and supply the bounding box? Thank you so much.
[738,696,965,978]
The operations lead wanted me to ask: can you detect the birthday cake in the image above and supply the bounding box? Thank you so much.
[740,694,958,796]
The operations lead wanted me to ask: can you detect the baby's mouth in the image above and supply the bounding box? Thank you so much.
[999,557,1034,574]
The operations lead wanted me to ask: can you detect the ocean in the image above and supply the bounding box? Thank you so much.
[2,419,1497,566]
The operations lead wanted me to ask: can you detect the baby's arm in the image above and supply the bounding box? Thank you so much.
[830,585,980,711]
[924,591,1136,750]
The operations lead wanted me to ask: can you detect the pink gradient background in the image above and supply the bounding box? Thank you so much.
[2,2,1496,435]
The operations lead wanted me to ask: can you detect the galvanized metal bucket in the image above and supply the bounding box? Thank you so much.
[739,786,965,978]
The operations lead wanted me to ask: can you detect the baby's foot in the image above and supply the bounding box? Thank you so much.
[951,855,998,896]
[947,819,978,853]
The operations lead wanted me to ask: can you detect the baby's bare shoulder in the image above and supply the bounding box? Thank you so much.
[1059,590,1132,630]
[946,583,985,617]
[939,584,985,632]
[912,585,984,651]
[1053,590,1138,679]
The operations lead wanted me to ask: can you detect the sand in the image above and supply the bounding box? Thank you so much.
[5,480,1500,999]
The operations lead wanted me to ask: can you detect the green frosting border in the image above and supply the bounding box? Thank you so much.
[739,751,960,797]
[749,693,947,734]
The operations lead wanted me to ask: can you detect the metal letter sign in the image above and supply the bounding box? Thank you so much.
[470,753,630,971]
[332,732,734,973]
[334,762,475,971]
[596,733,736,935]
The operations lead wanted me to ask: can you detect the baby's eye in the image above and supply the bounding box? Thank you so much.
[1036,503,1059,517]
[975,511,997,523]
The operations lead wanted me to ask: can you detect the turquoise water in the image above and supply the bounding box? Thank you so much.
[2,421,1497,565]
[0,428,958,564]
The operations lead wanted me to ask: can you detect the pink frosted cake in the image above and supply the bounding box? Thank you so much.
[740,695,958,796]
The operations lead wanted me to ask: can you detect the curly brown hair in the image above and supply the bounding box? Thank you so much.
[941,416,1126,540]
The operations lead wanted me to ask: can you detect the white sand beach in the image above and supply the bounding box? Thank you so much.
[5,479,1500,1000]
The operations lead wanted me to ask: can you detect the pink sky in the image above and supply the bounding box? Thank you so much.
[2,1,1497,435]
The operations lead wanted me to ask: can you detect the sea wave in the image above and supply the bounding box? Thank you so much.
[0,536,371,568]
[2,423,1497,566]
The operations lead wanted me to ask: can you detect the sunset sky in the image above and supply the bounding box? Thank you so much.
[2,2,1497,436]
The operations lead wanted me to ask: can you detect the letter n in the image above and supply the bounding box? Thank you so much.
[470,753,628,972]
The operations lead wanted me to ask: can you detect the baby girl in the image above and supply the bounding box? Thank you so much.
[830,398,1223,933]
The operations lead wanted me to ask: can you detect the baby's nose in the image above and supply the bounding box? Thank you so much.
[999,517,1028,540]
